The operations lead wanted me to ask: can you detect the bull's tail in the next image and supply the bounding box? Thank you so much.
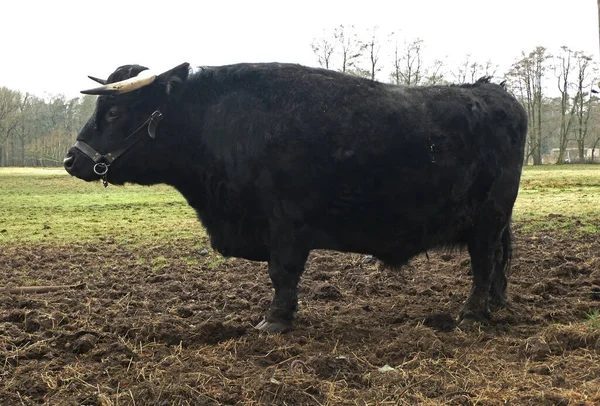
[501,222,513,278]
[490,222,513,308]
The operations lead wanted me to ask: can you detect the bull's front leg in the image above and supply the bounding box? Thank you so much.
[255,241,309,333]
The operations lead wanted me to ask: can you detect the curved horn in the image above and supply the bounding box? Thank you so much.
[88,75,107,85]
[81,70,157,95]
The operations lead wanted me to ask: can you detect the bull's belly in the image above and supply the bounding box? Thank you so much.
[307,215,472,263]
[201,198,476,263]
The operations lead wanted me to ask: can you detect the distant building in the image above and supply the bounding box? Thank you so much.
[542,148,599,164]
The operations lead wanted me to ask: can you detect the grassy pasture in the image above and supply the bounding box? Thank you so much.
[517,165,600,221]
[0,167,200,245]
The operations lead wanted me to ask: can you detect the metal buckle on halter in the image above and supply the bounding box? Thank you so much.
[93,163,109,176]
[93,163,110,187]
[148,110,163,139]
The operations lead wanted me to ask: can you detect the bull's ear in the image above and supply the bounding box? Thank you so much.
[157,62,190,100]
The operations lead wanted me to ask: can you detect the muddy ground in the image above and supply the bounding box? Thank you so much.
[1,219,599,405]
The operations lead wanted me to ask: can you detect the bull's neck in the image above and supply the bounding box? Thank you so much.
[156,68,228,209]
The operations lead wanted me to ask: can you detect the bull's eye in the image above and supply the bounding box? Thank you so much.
[106,107,120,121]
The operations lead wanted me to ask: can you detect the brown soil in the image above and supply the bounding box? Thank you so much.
[1,222,599,405]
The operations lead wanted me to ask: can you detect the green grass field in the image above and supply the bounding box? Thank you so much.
[517,165,600,220]
[1,165,599,245]
[0,167,201,245]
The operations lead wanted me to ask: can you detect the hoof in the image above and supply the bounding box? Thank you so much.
[254,319,292,334]
[362,255,378,265]
[457,314,479,327]
[489,297,507,312]
[457,308,488,327]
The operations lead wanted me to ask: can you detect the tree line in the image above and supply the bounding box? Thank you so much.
[0,90,95,167]
[0,28,598,167]
[312,25,600,164]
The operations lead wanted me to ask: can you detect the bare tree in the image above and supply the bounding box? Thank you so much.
[425,59,446,85]
[311,29,336,70]
[333,25,365,74]
[598,0,600,59]
[364,26,384,81]
[0,87,21,166]
[530,48,551,165]
[389,37,446,86]
[591,132,600,162]
[391,38,402,85]
[505,47,550,165]
[571,52,596,162]
[453,55,474,84]
[391,38,423,85]
[12,93,44,166]
[589,93,600,162]
[554,46,576,164]
[453,55,498,84]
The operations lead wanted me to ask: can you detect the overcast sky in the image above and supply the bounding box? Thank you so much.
[2,0,598,98]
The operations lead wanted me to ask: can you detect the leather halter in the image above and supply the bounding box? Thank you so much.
[73,109,163,187]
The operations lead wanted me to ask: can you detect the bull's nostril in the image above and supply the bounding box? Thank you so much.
[63,155,75,169]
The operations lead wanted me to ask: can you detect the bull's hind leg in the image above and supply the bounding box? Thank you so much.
[255,233,309,333]
[459,206,509,325]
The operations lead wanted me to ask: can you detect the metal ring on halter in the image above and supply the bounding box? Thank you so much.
[93,163,109,176]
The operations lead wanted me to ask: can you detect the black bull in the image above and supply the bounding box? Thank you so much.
[64,62,528,333]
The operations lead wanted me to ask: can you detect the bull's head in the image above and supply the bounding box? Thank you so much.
[64,62,190,186]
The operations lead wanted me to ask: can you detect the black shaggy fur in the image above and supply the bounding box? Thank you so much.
[65,62,528,332]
